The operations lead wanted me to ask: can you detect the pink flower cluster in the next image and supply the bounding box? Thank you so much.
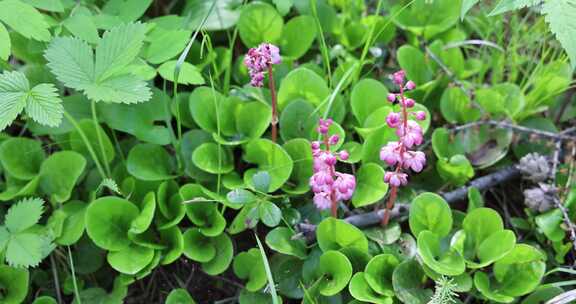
[380,70,426,187]
[310,119,356,213]
[243,43,281,87]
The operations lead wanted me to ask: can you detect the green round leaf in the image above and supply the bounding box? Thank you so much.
[238,2,283,47]
[349,272,392,304]
[316,218,369,253]
[233,248,267,292]
[440,87,481,124]
[417,230,465,276]
[277,67,330,110]
[409,192,453,237]
[0,265,29,304]
[192,143,234,174]
[0,137,45,180]
[39,151,86,203]
[437,154,475,186]
[165,288,196,304]
[127,144,175,181]
[279,99,319,141]
[396,45,432,85]
[350,79,389,125]
[258,200,282,227]
[32,296,57,304]
[392,0,460,39]
[317,250,353,296]
[282,138,313,194]
[157,60,204,85]
[202,233,234,275]
[85,196,140,251]
[364,254,399,296]
[265,227,307,259]
[107,244,155,275]
[182,228,216,263]
[56,200,87,245]
[243,139,293,192]
[352,163,389,207]
[234,100,272,142]
[188,87,236,135]
[185,200,226,237]
[130,192,156,234]
[280,15,316,59]
[392,260,432,304]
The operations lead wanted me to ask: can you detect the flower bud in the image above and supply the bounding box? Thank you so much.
[414,111,426,121]
[328,135,340,145]
[386,112,401,128]
[405,80,416,90]
[339,150,349,161]
[387,93,397,103]
[404,98,415,108]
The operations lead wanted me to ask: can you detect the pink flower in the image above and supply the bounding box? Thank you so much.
[380,141,402,166]
[334,173,356,201]
[392,70,405,86]
[244,43,281,88]
[405,81,416,90]
[414,111,426,121]
[387,93,397,103]
[396,120,423,148]
[384,172,408,187]
[403,98,415,108]
[403,151,426,172]
[386,112,402,128]
[314,192,332,210]
[329,135,339,145]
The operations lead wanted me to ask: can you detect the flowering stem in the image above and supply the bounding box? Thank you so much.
[268,64,278,143]
[383,86,407,226]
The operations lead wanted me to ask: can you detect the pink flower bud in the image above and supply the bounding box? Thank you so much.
[387,93,397,103]
[384,172,408,187]
[405,80,416,90]
[386,112,402,128]
[392,70,405,86]
[329,135,340,145]
[339,150,349,161]
[311,141,321,150]
[318,125,329,134]
[414,111,426,121]
[404,98,415,108]
[324,154,337,166]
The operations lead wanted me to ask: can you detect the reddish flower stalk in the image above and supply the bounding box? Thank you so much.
[381,71,426,225]
[244,43,281,143]
[310,119,355,218]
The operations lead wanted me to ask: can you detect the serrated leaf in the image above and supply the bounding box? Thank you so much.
[0,22,10,60]
[489,0,542,15]
[98,178,122,195]
[0,0,51,41]
[25,83,63,127]
[542,0,576,69]
[44,36,95,90]
[84,73,151,104]
[0,71,28,131]
[94,22,147,80]
[6,232,44,268]
[5,197,44,233]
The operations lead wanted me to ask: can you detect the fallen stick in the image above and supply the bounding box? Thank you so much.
[297,165,521,239]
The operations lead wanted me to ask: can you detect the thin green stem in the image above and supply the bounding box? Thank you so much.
[67,246,82,304]
[254,232,280,304]
[63,110,106,179]
[90,101,111,177]
[50,254,63,304]
[310,0,332,87]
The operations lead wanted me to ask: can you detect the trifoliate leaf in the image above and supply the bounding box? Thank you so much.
[0,71,63,130]
[0,0,51,41]
[0,71,28,131]
[5,233,44,268]
[94,22,147,80]
[5,197,44,233]
[489,0,542,15]
[542,0,576,69]
[84,73,151,104]
[44,22,152,104]
[25,83,64,127]
[44,36,95,90]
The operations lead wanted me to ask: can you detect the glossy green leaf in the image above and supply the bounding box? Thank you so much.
[417,230,465,276]
[0,265,29,304]
[409,192,452,237]
[39,151,86,203]
[127,144,175,181]
[166,288,196,304]
[85,196,140,251]
[182,228,216,263]
[280,15,316,59]
[243,139,293,192]
[265,227,307,259]
[202,233,234,275]
[192,143,234,174]
[107,244,154,275]
[350,79,389,125]
[234,248,267,292]
[277,67,330,110]
[397,45,432,85]
[316,218,368,253]
[130,192,156,234]
[69,119,115,166]
[0,137,44,180]
[349,272,393,304]
[157,60,205,85]
[54,201,87,246]
[364,254,399,296]
[392,260,432,304]
[238,2,283,47]
[352,163,389,207]
[392,0,461,39]
[437,155,475,186]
